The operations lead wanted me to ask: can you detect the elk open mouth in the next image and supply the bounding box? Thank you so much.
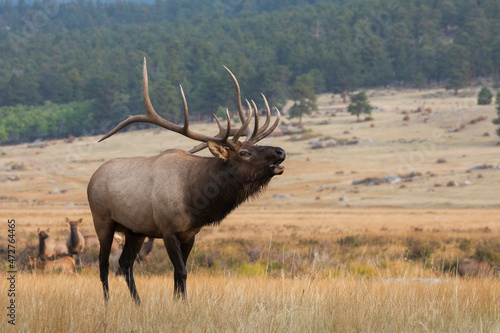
[271,158,285,175]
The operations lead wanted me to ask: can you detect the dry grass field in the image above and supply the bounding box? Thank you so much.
[1,86,500,332]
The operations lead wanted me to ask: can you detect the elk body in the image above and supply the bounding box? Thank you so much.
[37,228,68,261]
[25,256,75,273]
[88,58,285,304]
[66,218,86,265]
[457,258,493,277]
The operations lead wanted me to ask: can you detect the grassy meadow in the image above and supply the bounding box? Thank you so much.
[1,86,500,331]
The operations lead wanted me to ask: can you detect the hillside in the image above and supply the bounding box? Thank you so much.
[2,85,499,213]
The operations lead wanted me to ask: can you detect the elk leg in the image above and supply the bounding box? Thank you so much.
[163,234,187,299]
[181,236,195,266]
[119,231,145,305]
[96,221,116,302]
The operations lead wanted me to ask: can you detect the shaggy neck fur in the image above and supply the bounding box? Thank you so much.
[186,158,272,229]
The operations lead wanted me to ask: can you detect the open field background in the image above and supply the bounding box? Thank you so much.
[1,86,500,331]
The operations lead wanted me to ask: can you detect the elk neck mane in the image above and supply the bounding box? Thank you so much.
[184,155,272,229]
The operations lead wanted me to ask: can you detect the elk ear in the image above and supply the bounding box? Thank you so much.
[37,228,40,234]
[46,228,50,233]
[65,217,70,223]
[208,141,230,161]
[78,218,83,224]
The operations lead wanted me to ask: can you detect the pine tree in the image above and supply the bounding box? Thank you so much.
[445,44,469,95]
[348,91,373,122]
[288,74,317,126]
[493,91,500,136]
[478,86,493,105]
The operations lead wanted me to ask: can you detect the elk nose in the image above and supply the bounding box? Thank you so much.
[275,148,286,159]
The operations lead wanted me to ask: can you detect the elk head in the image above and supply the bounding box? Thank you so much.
[38,228,49,240]
[99,58,285,177]
[66,217,83,232]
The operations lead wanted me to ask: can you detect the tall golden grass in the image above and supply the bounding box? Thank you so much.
[1,272,498,332]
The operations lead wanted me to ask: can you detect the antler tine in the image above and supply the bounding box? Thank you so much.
[213,109,231,142]
[224,66,252,137]
[179,85,189,131]
[99,57,234,147]
[254,108,281,143]
[231,99,253,143]
[246,100,260,142]
[259,93,272,134]
[189,109,233,153]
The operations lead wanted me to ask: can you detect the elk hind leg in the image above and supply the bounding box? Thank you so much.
[119,231,145,305]
[96,219,116,301]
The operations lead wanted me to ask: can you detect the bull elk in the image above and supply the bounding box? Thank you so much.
[66,218,86,265]
[88,58,285,304]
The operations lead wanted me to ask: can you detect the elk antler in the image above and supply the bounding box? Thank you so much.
[188,68,281,153]
[99,58,243,148]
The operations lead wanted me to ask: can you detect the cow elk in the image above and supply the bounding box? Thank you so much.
[66,218,85,265]
[457,258,493,278]
[88,58,285,304]
[25,256,75,273]
[66,218,86,265]
[37,228,68,261]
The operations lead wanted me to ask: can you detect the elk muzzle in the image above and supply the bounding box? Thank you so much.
[271,147,286,175]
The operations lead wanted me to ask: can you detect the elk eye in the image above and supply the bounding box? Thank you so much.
[239,151,251,157]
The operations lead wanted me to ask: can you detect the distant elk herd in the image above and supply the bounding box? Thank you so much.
[25,218,153,274]
[21,58,495,303]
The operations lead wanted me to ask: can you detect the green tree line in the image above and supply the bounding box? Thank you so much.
[0,0,499,144]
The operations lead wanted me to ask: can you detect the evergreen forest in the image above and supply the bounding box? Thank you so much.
[1,0,499,143]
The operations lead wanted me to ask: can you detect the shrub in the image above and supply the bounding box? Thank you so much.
[405,238,438,260]
[478,86,493,105]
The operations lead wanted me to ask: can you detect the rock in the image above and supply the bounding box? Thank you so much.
[400,172,422,179]
[7,175,20,181]
[352,178,382,186]
[434,183,442,187]
[436,158,447,163]
[311,139,337,149]
[28,139,46,148]
[446,181,459,187]
[463,180,471,186]
[469,164,493,170]
[339,196,349,202]
[270,129,284,137]
[49,188,61,194]
[271,194,292,199]
[383,174,402,184]
[323,139,337,147]
[309,138,321,145]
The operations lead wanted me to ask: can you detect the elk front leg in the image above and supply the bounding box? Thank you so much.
[163,234,188,299]
[181,236,195,266]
